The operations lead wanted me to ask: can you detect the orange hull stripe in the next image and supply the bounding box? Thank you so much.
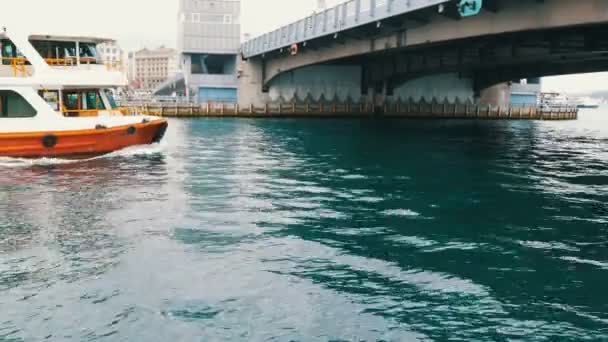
[0,120,168,158]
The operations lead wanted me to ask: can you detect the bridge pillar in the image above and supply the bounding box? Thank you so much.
[478,82,511,107]
[237,57,270,108]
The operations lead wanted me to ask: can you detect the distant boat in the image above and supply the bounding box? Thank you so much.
[540,92,576,110]
[573,97,601,109]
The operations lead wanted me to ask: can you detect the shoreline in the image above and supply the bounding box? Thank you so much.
[120,103,578,121]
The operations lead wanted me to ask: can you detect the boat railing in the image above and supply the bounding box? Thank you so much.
[0,57,31,77]
[62,108,101,117]
[61,108,128,117]
[104,60,123,72]
[46,57,123,71]
[2,56,122,74]
[44,57,78,66]
[117,107,133,116]
[44,57,121,69]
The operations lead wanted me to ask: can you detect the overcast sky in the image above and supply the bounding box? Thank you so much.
[1,0,606,94]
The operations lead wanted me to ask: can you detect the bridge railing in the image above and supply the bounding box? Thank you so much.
[242,0,453,58]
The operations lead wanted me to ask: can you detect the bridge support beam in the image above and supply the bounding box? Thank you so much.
[237,57,270,108]
[478,82,511,107]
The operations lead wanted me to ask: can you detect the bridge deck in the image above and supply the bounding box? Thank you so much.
[241,0,452,59]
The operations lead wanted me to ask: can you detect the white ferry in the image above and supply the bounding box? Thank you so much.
[0,28,167,158]
[573,97,601,109]
[540,92,576,110]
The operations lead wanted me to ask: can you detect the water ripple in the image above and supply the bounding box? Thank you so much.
[1,114,608,340]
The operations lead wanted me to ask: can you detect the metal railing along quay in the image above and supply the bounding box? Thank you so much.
[120,101,578,120]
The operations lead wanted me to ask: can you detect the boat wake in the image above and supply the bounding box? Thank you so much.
[0,144,165,168]
[100,143,165,159]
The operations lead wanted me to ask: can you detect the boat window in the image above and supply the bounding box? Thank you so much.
[64,92,81,114]
[38,90,60,111]
[30,40,54,59]
[62,90,106,116]
[29,40,101,65]
[30,40,78,65]
[0,90,37,118]
[1,39,29,65]
[1,40,16,61]
[104,89,118,109]
[85,91,105,110]
[79,43,98,61]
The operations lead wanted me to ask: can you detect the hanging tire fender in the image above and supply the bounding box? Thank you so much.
[290,43,298,56]
[41,134,58,148]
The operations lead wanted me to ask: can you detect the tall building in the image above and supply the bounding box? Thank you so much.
[316,0,327,11]
[128,47,178,92]
[176,0,241,103]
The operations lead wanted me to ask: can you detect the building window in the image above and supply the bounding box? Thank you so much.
[191,13,201,23]
[0,90,37,118]
[191,54,234,75]
[223,15,232,24]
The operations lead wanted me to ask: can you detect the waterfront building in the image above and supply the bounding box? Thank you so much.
[155,0,241,103]
[510,78,542,107]
[316,0,327,11]
[97,41,123,69]
[128,47,178,93]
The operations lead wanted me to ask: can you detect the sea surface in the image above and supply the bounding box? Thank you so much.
[1,109,608,341]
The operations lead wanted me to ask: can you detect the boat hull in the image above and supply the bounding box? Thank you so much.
[0,119,168,158]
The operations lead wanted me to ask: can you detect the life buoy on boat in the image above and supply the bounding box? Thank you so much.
[290,43,298,56]
[41,134,58,148]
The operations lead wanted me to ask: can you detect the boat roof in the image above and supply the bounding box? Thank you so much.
[28,34,115,44]
[0,32,114,44]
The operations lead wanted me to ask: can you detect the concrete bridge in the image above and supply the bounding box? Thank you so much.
[238,0,608,109]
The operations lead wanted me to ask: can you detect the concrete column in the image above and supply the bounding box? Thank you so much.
[237,56,270,107]
[373,80,387,109]
[478,82,511,107]
[183,54,192,101]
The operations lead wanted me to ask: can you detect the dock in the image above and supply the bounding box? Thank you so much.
[120,100,578,120]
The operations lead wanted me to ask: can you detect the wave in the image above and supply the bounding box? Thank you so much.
[381,209,421,217]
[0,144,165,168]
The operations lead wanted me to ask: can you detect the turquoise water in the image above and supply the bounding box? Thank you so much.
[1,110,608,341]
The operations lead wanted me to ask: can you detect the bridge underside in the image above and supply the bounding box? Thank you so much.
[238,0,608,107]
[364,24,608,103]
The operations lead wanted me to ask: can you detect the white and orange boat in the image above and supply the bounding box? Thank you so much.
[0,28,167,158]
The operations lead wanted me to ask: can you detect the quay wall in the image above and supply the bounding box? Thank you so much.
[264,66,476,105]
[393,73,475,104]
[268,65,362,103]
[121,101,578,121]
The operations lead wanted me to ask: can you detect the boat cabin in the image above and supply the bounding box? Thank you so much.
[38,88,123,117]
[28,35,103,66]
[0,33,121,77]
[1,87,124,118]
